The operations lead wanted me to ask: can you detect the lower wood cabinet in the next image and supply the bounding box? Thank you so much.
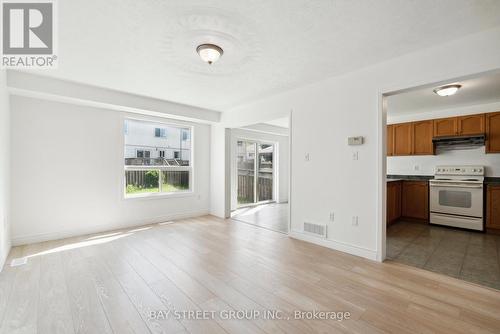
[401,181,429,221]
[486,184,500,231]
[387,181,401,224]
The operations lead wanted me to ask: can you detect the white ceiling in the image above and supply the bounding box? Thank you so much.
[32,0,500,111]
[388,71,500,115]
[264,117,289,128]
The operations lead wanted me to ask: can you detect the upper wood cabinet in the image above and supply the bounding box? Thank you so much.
[393,123,412,156]
[486,184,500,231]
[433,115,484,137]
[412,120,434,155]
[486,112,500,153]
[433,117,457,137]
[401,181,429,221]
[388,112,499,156]
[387,125,394,156]
[458,114,485,135]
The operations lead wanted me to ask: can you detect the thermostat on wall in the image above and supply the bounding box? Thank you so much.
[348,136,364,145]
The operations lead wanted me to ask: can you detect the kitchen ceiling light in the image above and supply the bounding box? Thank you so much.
[196,44,223,64]
[433,84,462,97]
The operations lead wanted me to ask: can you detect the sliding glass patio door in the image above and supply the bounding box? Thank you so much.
[237,140,274,206]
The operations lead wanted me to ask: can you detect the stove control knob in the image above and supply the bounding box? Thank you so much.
[473,169,477,172]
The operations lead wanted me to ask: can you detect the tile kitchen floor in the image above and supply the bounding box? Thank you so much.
[387,221,500,290]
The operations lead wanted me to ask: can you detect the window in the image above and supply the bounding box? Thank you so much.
[155,128,167,138]
[182,130,189,141]
[124,119,192,196]
[136,150,151,158]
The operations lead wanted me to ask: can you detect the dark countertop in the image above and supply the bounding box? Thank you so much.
[388,175,500,185]
[387,175,433,181]
[485,177,500,185]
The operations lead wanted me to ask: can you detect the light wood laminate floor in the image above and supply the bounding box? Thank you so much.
[232,203,288,233]
[1,215,500,334]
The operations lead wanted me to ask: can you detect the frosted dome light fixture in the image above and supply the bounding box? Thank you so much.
[433,84,462,97]
[196,44,223,64]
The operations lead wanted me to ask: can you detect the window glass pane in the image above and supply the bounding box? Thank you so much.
[439,190,472,208]
[161,170,190,193]
[125,170,159,194]
[237,141,256,204]
[258,144,273,201]
[125,120,191,166]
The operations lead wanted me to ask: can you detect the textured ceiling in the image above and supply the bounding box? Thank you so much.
[32,0,500,111]
[388,71,500,115]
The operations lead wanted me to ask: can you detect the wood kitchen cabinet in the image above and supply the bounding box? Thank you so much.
[387,181,401,225]
[486,111,500,153]
[412,120,434,155]
[433,117,457,137]
[486,184,500,231]
[401,181,429,221]
[387,125,394,156]
[393,123,413,156]
[458,114,485,135]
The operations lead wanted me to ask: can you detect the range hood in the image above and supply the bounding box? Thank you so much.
[432,134,485,150]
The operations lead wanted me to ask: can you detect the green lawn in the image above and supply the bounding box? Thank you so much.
[126,183,188,195]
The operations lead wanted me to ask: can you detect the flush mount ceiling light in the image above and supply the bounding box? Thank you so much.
[196,44,223,64]
[433,84,462,97]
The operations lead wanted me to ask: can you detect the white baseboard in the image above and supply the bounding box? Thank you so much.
[11,209,209,246]
[289,230,378,261]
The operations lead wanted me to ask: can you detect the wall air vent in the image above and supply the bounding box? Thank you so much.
[303,222,327,238]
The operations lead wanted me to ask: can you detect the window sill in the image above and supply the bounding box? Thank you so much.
[123,190,195,201]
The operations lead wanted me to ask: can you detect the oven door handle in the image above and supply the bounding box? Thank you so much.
[430,183,483,189]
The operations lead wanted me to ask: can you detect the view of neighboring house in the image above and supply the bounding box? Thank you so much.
[124,119,191,166]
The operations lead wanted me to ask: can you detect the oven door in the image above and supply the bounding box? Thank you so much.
[430,182,483,218]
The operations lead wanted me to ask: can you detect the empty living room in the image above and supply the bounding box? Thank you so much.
[2,1,500,333]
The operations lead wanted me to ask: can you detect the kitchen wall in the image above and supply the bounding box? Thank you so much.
[388,101,500,176]
[387,147,500,176]
[10,95,211,245]
[230,127,289,210]
[0,70,11,270]
[215,27,500,260]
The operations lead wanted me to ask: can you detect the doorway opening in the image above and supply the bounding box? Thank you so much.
[382,70,500,290]
[230,118,290,233]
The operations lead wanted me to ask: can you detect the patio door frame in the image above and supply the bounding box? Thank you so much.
[235,138,277,209]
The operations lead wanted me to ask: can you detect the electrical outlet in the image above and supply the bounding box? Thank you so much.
[305,153,310,161]
[352,151,359,160]
[329,212,335,222]
[352,216,359,226]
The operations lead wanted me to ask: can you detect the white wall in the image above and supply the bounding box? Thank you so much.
[230,128,289,210]
[209,125,230,218]
[0,70,11,269]
[217,27,500,260]
[387,147,500,176]
[387,101,500,176]
[10,96,211,245]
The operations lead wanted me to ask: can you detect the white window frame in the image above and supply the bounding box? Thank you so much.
[124,118,194,199]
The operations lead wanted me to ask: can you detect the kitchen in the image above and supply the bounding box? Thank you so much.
[385,71,500,290]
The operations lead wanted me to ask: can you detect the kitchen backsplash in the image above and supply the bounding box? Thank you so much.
[387,146,500,176]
